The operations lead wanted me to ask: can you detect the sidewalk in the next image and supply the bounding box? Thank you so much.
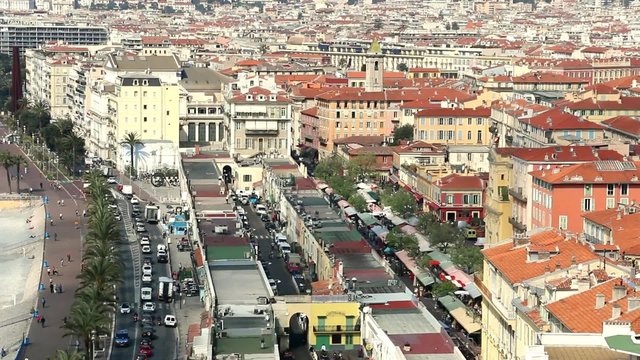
[0,127,88,359]
[118,173,208,360]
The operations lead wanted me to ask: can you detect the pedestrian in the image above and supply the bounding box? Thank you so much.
[36,314,41,323]
[54,233,57,241]
[63,316,67,325]
[82,209,86,217]
[39,182,43,190]
[50,219,53,226]
[61,200,64,206]
[41,297,46,308]
[24,167,27,174]
[47,267,51,276]
[67,253,71,262]
[40,316,45,327]
[52,283,56,293]
[75,209,79,217]
[58,284,63,293]
[57,200,61,206]
[59,213,63,220]
[60,258,64,267]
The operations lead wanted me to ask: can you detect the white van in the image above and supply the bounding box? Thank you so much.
[157,244,166,253]
[255,204,267,215]
[279,242,291,254]
[141,287,152,301]
[275,233,287,244]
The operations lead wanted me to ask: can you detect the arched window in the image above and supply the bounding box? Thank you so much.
[374,61,379,71]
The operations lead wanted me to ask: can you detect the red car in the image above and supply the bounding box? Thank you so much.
[138,345,153,357]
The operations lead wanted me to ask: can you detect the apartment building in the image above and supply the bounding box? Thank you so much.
[601,116,640,143]
[515,108,605,147]
[25,49,75,119]
[108,74,180,171]
[426,173,486,222]
[503,146,623,235]
[178,68,232,148]
[103,53,182,85]
[414,107,492,146]
[225,86,292,157]
[0,23,108,55]
[529,160,640,234]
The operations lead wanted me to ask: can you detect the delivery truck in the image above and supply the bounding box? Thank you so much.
[158,276,173,302]
[121,185,133,199]
[145,204,160,224]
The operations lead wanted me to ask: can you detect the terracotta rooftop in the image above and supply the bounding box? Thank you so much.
[496,146,624,163]
[521,108,604,130]
[546,278,640,333]
[530,161,640,184]
[433,173,485,191]
[602,116,640,137]
[483,230,599,284]
[583,209,640,255]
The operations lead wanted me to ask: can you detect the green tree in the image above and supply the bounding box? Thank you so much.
[0,151,14,193]
[120,132,143,179]
[162,5,175,12]
[61,132,85,176]
[348,194,367,213]
[385,228,420,257]
[62,300,110,359]
[449,245,484,274]
[328,175,356,199]
[313,155,343,182]
[416,213,439,233]
[381,188,416,217]
[426,222,465,253]
[77,256,121,291]
[392,124,414,145]
[432,281,457,297]
[347,154,377,181]
[54,349,85,360]
[338,58,348,69]
[396,63,409,72]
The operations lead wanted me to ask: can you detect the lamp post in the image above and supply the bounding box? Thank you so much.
[91,329,97,360]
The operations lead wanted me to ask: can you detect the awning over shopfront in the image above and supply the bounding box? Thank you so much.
[325,188,334,195]
[344,207,357,217]
[443,266,474,287]
[416,233,433,252]
[371,225,389,240]
[360,191,376,203]
[388,215,406,226]
[358,213,379,227]
[389,174,399,183]
[399,225,417,235]
[450,308,482,334]
[367,191,380,202]
[428,250,454,270]
[464,283,482,299]
[395,250,434,286]
[438,295,465,312]
[337,200,350,209]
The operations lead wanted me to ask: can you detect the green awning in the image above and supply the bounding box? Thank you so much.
[367,191,380,202]
[606,335,640,355]
[416,271,435,286]
[358,213,379,227]
[438,295,465,312]
[428,250,454,269]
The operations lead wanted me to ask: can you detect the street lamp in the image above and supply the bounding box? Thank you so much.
[91,329,97,360]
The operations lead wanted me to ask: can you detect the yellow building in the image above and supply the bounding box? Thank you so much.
[414,107,492,145]
[110,74,180,145]
[275,299,361,349]
[483,148,513,245]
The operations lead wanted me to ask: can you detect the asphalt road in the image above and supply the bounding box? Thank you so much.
[242,204,299,296]
[111,189,177,359]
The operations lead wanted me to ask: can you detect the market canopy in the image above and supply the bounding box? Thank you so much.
[358,213,379,227]
[450,307,481,334]
[395,250,434,286]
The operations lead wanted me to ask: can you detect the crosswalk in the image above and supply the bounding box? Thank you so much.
[252,235,272,240]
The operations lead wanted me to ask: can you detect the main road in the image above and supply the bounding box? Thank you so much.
[110,189,177,359]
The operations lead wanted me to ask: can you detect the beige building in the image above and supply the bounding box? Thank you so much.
[25,49,74,119]
[483,148,513,245]
[178,68,232,149]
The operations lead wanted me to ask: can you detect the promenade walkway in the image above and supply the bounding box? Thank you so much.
[0,123,88,360]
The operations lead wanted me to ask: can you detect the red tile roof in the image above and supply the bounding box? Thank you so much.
[434,173,485,191]
[502,146,624,163]
[602,116,640,137]
[530,161,640,184]
[546,278,640,333]
[565,97,640,111]
[387,333,455,355]
[583,209,640,255]
[483,230,599,283]
[521,108,604,131]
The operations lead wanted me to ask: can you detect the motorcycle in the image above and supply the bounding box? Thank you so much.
[133,313,139,322]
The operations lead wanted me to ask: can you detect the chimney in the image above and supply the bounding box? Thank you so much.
[596,293,606,309]
[613,285,627,302]
[628,298,640,312]
[578,279,590,292]
[612,303,622,319]
[555,262,562,270]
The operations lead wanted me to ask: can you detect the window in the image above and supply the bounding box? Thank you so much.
[143,117,148,122]
[467,131,472,140]
[477,130,483,143]
[379,122,383,128]
[607,184,614,196]
[336,111,341,118]
[621,184,629,196]
[143,105,147,110]
[243,175,252,182]
[336,122,341,128]
[331,334,342,344]
[606,198,615,209]
[463,195,470,204]
[473,194,480,204]
[559,216,568,230]
[446,195,454,204]
[235,122,241,130]
[477,118,483,125]
[583,198,593,212]
[245,138,252,149]
[584,184,592,196]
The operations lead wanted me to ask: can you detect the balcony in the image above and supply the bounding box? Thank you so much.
[313,325,360,333]
[508,187,527,202]
[508,217,527,232]
[490,292,516,321]
[474,274,491,302]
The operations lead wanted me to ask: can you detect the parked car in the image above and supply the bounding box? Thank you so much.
[142,274,152,283]
[138,345,153,357]
[136,225,147,233]
[141,245,151,254]
[140,236,150,246]
[142,264,152,276]
[107,177,118,184]
[142,302,156,313]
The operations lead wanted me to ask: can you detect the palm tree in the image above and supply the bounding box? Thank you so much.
[62,133,85,177]
[53,349,85,360]
[83,240,116,262]
[77,257,121,291]
[62,300,110,359]
[0,151,15,193]
[120,132,143,179]
[13,155,27,192]
[76,283,116,308]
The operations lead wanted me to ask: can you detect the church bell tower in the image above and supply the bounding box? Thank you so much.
[364,39,384,92]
